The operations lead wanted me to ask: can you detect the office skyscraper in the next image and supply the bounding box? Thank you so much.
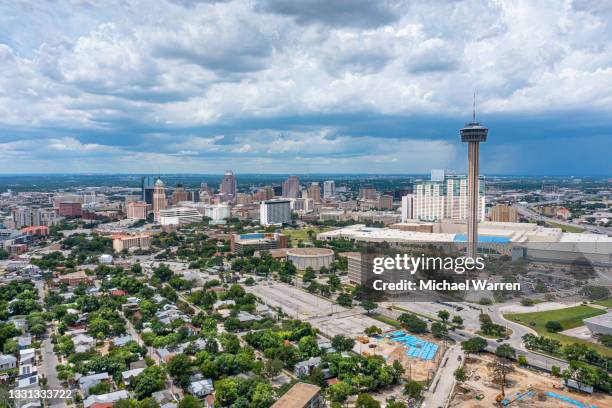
[141,176,156,205]
[323,180,335,199]
[307,182,321,202]
[282,176,300,198]
[153,177,167,221]
[220,170,237,200]
[460,97,488,259]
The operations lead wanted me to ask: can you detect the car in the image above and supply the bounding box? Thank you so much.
[496,338,503,342]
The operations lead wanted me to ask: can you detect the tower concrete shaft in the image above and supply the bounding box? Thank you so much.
[467,141,480,259]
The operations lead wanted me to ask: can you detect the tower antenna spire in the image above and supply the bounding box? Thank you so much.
[473,90,476,122]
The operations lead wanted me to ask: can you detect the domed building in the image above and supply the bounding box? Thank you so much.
[286,248,334,272]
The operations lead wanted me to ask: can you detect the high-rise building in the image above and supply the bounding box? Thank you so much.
[307,183,321,202]
[141,176,156,205]
[358,187,377,200]
[260,199,291,226]
[378,195,394,210]
[153,178,167,221]
[204,204,231,222]
[158,207,202,226]
[401,174,484,222]
[460,97,488,258]
[172,183,189,204]
[490,204,518,223]
[127,202,148,220]
[282,176,300,198]
[323,180,335,199]
[220,170,237,200]
[58,202,82,217]
[253,186,275,202]
[293,198,314,213]
[12,207,59,228]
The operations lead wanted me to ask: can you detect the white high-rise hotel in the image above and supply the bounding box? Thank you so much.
[402,171,484,222]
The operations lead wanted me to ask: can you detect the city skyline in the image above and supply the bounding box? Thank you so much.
[1,1,611,175]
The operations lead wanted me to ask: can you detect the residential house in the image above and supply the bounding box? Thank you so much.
[79,372,110,396]
[271,382,321,408]
[187,378,214,398]
[121,367,144,385]
[16,335,32,350]
[83,390,130,408]
[0,354,17,370]
[294,357,321,378]
[112,335,134,347]
[19,349,36,366]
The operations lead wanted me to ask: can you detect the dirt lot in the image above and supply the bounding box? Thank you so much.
[450,354,611,408]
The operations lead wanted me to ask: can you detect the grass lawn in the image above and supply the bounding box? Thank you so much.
[372,314,402,328]
[504,305,612,357]
[282,227,334,246]
[594,297,612,308]
[544,221,586,233]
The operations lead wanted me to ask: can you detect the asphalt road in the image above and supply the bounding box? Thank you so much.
[422,345,463,408]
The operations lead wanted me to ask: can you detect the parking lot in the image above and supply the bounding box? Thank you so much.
[247,282,392,338]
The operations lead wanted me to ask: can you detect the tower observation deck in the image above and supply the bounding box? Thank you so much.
[460,99,488,259]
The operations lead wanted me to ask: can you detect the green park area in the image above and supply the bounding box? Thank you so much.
[282,227,334,246]
[505,305,611,356]
[594,297,612,307]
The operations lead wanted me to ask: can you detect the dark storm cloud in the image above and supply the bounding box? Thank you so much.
[256,0,401,28]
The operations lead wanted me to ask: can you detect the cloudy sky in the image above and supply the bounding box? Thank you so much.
[1,0,611,175]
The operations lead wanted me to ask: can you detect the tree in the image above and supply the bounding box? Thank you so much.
[551,365,561,377]
[263,358,283,378]
[336,293,352,307]
[167,354,192,388]
[452,315,464,326]
[562,361,599,393]
[517,355,528,366]
[437,310,450,322]
[545,320,563,333]
[332,335,355,353]
[461,337,487,357]
[328,381,355,403]
[215,378,238,406]
[178,396,202,408]
[355,393,381,408]
[454,367,467,382]
[133,365,166,399]
[251,382,274,408]
[153,264,173,282]
[364,326,382,336]
[303,267,316,283]
[361,300,377,315]
[298,335,320,358]
[398,313,427,334]
[403,381,423,399]
[495,344,516,360]
[431,322,448,339]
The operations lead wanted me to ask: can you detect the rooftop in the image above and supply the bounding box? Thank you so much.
[271,383,320,408]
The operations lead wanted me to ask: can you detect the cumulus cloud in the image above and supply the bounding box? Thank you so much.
[0,0,610,174]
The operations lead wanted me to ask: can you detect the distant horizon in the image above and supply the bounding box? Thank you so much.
[0,172,609,178]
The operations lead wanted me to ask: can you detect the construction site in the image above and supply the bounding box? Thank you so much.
[449,354,610,408]
[354,332,445,383]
